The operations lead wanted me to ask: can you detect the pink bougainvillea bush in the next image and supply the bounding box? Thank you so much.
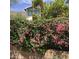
[10,17,69,54]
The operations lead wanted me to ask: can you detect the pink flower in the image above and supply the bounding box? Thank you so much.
[52,35,61,44]
[19,36,24,43]
[56,23,65,33]
[52,35,66,46]
[57,40,65,45]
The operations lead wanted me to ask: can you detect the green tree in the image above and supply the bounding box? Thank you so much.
[32,0,43,8]
[48,0,68,17]
[32,0,44,17]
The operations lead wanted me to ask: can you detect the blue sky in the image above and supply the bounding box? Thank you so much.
[10,0,53,12]
[10,0,32,12]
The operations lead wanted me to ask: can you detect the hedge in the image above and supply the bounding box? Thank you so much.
[10,17,69,54]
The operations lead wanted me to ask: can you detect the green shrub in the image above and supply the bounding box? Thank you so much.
[10,13,68,54]
[10,13,30,44]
